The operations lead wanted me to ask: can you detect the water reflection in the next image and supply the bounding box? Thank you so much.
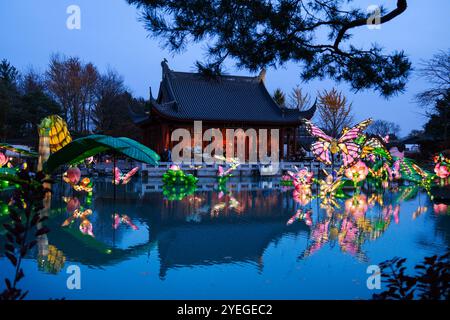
[0,177,448,293]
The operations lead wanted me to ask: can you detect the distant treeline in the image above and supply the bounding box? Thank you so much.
[0,54,145,147]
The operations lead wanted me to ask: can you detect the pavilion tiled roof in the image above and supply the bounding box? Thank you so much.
[132,60,316,125]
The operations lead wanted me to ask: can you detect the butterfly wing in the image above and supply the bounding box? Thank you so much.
[303,120,333,141]
[338,142,361,168]
[113,167,121,185]
[311,141,332,165]
[338,119,372,143]
[122,167,139,184]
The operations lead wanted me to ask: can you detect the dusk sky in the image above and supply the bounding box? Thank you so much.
[1,0,449,136]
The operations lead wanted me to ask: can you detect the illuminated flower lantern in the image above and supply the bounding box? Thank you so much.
[293,187,312,206]
[434,162,449,179]
[433,203,448,215]
[0,152,8,167]
[63,167,81,185]
[291,167,314,190]
[345,161,369,184]
[345,194,368,219]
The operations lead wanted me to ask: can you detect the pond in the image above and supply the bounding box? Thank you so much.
[0,177,449,299]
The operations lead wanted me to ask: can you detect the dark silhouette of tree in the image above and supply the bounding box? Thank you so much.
[46,54,99,135]
[415,50,450,107]
[128,0,410,97]
[272,88,286,107]
[91,70,143,140]
[18,70,61,145]
[0,59,20,141]
[367,119,400,137]
[373,252,449,300]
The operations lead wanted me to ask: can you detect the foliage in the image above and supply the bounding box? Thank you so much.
[128,0,410,97]
[317,88,353,137]
[0,170,51,300]
[415,50,450,107]
[272,88,286,107]
[162,168,198,186]
[367,120,400,137]
[162,184,197,201]
[287,86,312,111]
[373,252,449,300]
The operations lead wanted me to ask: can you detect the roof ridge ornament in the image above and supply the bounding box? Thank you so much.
[258,68,266,82]
[161,58,170,78]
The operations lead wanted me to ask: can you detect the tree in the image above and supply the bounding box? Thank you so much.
[46,54,99,135]
[128,0,411,97]
[423,90,450,147]
[415,50,450,107]
[0,59,20,141]
[91,70,142,140]
[18,70,61,143]
[287,86,312,111]
[317,88,353,137]
[415,51,450,148]
[272,88,286,107]
[367,119,401,137]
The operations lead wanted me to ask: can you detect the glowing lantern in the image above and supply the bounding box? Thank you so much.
[345,161,369,183]
[63,167,81,185]
[345,194,368,218]
[0,152,8,167]
[65,197,81,213]
[434,163,449,179]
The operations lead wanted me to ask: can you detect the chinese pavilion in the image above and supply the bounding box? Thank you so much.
[131,60,316,161]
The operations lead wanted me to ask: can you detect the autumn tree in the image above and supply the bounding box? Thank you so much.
[46,54,99,135]
[317,88,353,137]
[128,0,410,97]
[287,86,312,111]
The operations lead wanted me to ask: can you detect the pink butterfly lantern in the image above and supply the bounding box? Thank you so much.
[113,167,139,185]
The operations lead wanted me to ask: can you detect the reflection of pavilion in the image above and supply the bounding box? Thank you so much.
[156,221,306,278]
[15,187,311,278]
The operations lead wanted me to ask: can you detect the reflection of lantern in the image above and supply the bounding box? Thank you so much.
[0,152,8,167]
[345,161,368,183]
[64,167,81,185]
[345,194,368,218]
[66,197,80,213]
[433,203,448,215]
[293,186,312,206]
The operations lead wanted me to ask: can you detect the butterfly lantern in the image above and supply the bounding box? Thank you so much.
[287,209,312,226]
[62,208,94,237]
[303,119,372,168]
[113,213,139,230]
[113,167,139,185]
[215,155,240,178]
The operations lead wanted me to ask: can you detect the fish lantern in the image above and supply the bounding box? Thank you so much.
[345,161,369,184]
[0,152,8,167]
[64,167,81,185]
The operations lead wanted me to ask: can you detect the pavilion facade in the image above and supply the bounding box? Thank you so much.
[131,60,316,162]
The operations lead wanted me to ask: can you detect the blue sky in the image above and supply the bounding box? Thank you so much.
[1,0,449,136]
